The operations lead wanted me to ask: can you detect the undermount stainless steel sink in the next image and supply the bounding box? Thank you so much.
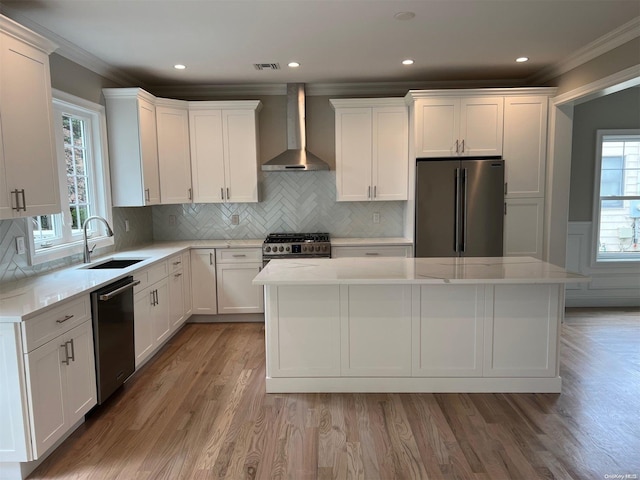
[85,259,145,269]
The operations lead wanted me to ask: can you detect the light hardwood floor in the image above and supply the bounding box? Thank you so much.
[28,308,639,480]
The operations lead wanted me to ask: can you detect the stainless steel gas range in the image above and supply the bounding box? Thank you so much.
[262,233,331,266]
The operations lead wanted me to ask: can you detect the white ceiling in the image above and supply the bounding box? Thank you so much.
[2,0,639,90]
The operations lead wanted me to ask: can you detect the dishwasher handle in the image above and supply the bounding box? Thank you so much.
[99,280,141,301]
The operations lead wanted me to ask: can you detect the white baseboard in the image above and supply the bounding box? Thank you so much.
[187,313,265,323]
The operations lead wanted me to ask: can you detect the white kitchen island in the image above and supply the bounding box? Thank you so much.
[253,256,589,394]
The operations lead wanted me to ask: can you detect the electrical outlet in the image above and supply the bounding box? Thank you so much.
[124,220,130,232]
[231,214,240,225]
[373,212,380,224]
[16,236,26,255]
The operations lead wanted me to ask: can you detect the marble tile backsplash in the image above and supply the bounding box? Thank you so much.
[153,171,405,241]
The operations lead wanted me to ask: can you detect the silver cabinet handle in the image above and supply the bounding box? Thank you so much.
[61,341,71,365]
[56,314,74,324]
[173,261,181,265]
[150,290,155,306]
[69,338,75,362]
[504,202,507,215]
[226,187,230,201]
[11,189,26,211]
[368,186,371,199]
[145,188,150,202]
[221,187,225,201]
[174,273,182,278]
[461,167,468,253]
[455,140,459,154]
[19,189,26,211]
[188,188,192,200]
[504,182,508,195]
[209,252,214,265]
[365,252,379,256]
[11,190,19,211]
[460,139,465,153]
[373,186,377,198]
[232,254,246,258]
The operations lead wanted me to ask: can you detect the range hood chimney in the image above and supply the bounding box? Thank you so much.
[262,83,329,171]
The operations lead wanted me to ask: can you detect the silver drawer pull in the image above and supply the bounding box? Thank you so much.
[174,273,182,278]
[99,280,141,301]
[56,314,74,324]
[232,254,246,258]
[61,341,71,365]
[173,261,181,265]
[365,252,380,256]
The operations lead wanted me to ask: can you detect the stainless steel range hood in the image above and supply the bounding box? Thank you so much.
[262,84,329,171]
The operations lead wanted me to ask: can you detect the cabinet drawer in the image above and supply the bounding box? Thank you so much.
[331,245,411,258]
[168,254,184,273]
[216,248,262,264]
[22,296,91,353]
[134,260,168,292]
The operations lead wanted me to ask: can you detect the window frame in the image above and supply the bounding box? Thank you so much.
[590,129,640,267]
[27,90,113,265]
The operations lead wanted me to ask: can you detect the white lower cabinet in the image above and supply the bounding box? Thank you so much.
[133,261,170,369]
[331,245,412,258]
[190,249,217,314]
[341,285,412,376]
[215,248,263,314]
[413,285,484,377]
[182,251,192,319]
[25,320,96,457]
[168,252,191,330]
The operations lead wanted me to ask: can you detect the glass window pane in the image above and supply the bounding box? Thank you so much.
[74,147,86,175]
[62,116,71,144]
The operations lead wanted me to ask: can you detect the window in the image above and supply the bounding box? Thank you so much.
[593,130,640,263]
[28,90,112,264]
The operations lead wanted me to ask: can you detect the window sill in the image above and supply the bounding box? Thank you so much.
[29,236,115,266]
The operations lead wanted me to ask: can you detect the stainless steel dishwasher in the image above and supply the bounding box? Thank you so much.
[90,276,139,404]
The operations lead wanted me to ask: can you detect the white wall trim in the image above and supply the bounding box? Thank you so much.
[565,222,640,307]
[553,65,640,106]
[527,16,640,85]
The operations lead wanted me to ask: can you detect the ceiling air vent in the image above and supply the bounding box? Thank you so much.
[254,63,280,70]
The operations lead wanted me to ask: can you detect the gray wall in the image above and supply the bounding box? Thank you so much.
[569,87,640,221]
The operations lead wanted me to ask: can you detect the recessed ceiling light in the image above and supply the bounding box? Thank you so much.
[402,59,414,65]
[174,64,186,70]
[394,11,415,21]
[288,61,300,68]
[515,57,529,63]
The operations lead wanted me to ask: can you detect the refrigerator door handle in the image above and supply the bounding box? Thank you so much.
[454,168,461,252]
[461,168,468,253]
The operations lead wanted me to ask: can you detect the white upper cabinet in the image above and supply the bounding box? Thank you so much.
[189,101,261,204]
[414,96,504,157]
[503,96,549,198]
[331,99,408,202]
[103,88,161,206]
[156,99,192,204]
[0,19,60,219]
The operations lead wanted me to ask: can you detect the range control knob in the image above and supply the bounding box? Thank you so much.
[315,245,321,252]
[302,246,308,252]
[278,246,284,252]
[265,246,271,252]
[286,246,290,252]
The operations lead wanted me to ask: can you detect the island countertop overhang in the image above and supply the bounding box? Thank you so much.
[253,256,590,286]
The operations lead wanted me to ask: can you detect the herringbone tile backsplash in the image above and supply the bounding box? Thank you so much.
[153,171,406,240]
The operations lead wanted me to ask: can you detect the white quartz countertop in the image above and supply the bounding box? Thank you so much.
[330,237,412,247]
[0,239,263,322]
[253,256,591,286]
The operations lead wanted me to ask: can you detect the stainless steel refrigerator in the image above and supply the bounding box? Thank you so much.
[415,157,505,257]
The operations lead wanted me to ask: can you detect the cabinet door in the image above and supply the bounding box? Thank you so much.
[134,288,154,368]
[64,321,97,423]
[216,263,264,314]
[414,285,484,377]
[459,97,504,157]
[138,97,161,205]
[223,109,259,203]
[504,197,544,259]
[372,106,408,201]
[331,245,411,258]
[24,340,66,458]
[156,104,192,204]
[152,279,170,344]
[503,96,548,198]
[414,97,459,157]
[169,269,185,330]
[190,249,217,314]
[189,109,225,203]
[335,108,372,201]
[0,32,59,219]
[485,284,559,378]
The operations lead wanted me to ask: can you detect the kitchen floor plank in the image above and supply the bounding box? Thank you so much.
[26,307,639,480]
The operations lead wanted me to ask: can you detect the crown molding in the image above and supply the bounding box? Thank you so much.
[552,64,640,106]
[0,13,57,53]
[527,16,640,85]
[0,6,142,87]
[149,83,286,99]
